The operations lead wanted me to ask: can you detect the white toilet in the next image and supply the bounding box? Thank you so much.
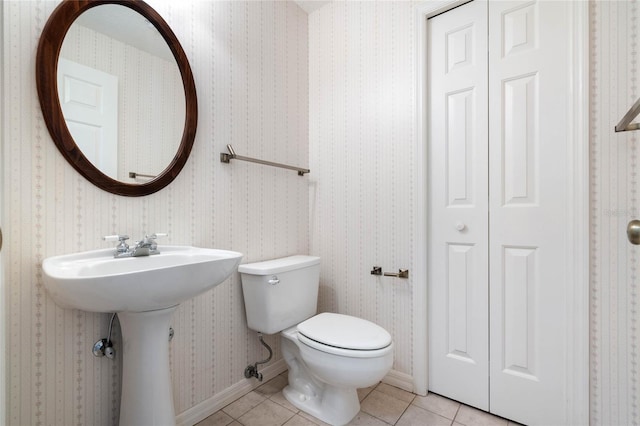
[239,255,394,426]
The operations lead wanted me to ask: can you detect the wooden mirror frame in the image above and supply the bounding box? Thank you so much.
[36,0,197,196]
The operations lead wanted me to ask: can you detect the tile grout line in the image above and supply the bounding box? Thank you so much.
[204,378,512,426]
[452,402,462,425]
[390,396,415,426]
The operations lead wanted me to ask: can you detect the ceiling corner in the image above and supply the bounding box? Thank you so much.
[293,1,331,15]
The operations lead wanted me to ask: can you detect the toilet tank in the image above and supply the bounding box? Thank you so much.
[238,255,320,334]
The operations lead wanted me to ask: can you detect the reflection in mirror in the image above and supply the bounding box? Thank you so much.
[58,4,185,182]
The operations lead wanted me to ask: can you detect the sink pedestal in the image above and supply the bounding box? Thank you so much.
[118,306,177,426]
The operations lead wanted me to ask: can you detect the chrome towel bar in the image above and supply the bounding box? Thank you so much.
[220,144,310,176]
[384,269,409,279]
[370,266,409,279]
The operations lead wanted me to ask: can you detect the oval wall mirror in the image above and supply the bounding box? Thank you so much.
[36,0,197,196]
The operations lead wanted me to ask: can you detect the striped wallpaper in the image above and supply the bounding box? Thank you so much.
[590,1,640,424]
[308,0,416,379]
[3,0,640,425]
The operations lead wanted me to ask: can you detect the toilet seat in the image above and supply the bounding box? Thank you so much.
[297,313,392,358]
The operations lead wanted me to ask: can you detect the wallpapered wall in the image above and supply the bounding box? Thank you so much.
[309,0,640,424]
[3,0,308,424]
[308,1,415,379]
[590,1,640,424]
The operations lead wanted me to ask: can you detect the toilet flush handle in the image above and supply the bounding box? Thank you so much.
[268,276,280,285]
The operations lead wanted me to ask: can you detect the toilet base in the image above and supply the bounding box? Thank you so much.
[283,383,360,426]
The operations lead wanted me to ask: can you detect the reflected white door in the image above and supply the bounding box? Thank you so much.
[428,1,570,424]
[57,58,118,179]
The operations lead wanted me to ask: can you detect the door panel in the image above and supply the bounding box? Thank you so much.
[447,243,477,361]
[427,0,489,411]
[502,245,537,378]
[502,73,538,205]
[446,89,476,206]
[488,1,568,423]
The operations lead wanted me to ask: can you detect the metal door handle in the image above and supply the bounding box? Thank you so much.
[628,220,640,245]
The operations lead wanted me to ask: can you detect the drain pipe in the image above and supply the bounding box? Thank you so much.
[244,332,273,381]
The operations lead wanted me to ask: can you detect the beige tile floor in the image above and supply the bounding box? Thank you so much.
[196,372,521,426]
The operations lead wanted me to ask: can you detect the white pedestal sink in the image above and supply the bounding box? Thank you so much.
[42,245,243,426]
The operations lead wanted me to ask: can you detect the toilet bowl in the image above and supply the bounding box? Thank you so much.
[238,256,394,426]
[281,313,393,425]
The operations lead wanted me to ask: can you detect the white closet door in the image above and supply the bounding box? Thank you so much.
[429,1,572,424]
[427,0,489,411]
[488,1,569,424]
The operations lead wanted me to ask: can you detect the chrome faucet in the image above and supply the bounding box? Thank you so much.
[103,233,167,258]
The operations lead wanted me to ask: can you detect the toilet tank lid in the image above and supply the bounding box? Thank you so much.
[297,312,392,350]
[238,255,320,275]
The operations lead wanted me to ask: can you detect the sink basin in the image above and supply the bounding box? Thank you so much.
[42,245,243,425]
[43,245,243,313]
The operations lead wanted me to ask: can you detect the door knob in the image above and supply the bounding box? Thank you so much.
[455,222,466,232]
[628,220,640,245]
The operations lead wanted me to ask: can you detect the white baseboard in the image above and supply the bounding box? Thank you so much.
[382,369,415,394]
[176,359,287,426]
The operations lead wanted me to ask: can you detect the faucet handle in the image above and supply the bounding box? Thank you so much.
[103,234,129,242]
[145,233,166,253]
[103,235,130,254]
